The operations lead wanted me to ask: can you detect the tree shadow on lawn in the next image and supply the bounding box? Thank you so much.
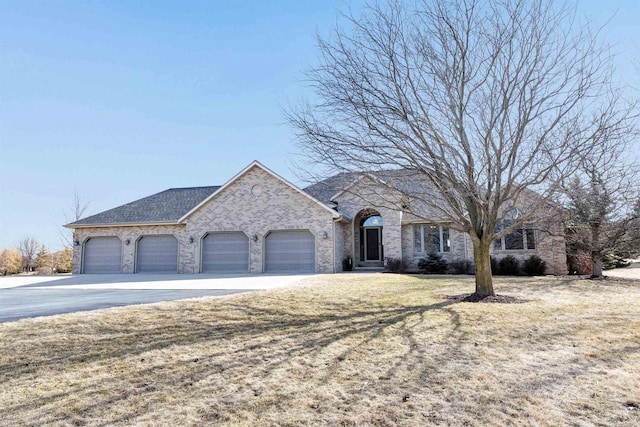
[1,298,464,421]
[3,285,638,426]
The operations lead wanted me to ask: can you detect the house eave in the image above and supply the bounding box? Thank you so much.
[64,221,184,229]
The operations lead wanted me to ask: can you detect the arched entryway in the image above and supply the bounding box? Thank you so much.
[354,209,384,267]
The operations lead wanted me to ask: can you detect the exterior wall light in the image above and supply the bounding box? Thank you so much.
[252,234,259,242]
[74,239,80,246]
[189,236,195,244]
[322,231,329,240]
[125,239,131,245]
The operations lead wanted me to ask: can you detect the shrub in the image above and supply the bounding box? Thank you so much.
[523,255,547,276]
[490,256,499,274]
[497,255,520,276]
[447,258,473,275]
[384,257,406,273]
[602,251,632,270]
[418,253,448,274]
[36,266,53,275]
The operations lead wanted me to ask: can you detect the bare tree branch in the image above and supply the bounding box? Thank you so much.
[60,189,90,248]
[286,0,638,296]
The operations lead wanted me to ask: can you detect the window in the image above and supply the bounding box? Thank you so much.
[414,224,451,254]
[363,216,383,227]
[494,225,536,251]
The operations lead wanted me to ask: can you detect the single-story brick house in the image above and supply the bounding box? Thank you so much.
[66,161,567,275]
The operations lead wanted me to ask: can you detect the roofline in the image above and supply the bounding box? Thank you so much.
[178,160,341,221]
[329,173,388,202]
[64,221,183,229]
[329,175,367,202]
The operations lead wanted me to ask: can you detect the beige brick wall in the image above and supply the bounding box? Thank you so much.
[490,230,567,275]
[72,224,189,274]
[401,224,469,270]
[71,165,567,276]
[399,223,567,274]
[185,166,337,274]
[332,178,404,264]
[72,165,339,274]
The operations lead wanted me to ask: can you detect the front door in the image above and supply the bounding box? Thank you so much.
[364,227,381,261]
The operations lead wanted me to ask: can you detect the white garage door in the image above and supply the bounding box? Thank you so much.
[265,230,315,273]
[202,232,249,273]
[136,235,178,273]
[83,237,122,273]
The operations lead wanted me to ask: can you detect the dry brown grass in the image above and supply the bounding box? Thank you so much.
[1,274,639,426]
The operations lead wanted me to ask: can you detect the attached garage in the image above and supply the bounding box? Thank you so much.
[202,232,249,273]
[265,230,315,273]
[136,235,178,273]
[83,236,122,273]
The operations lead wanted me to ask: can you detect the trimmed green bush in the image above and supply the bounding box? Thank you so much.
[497,255,520,276]
[523,255,546,276]
[418,253,448,274]
[447,258,473,274]
[490,256,499,274]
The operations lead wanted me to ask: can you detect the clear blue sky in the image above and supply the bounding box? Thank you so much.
[1,0,638,252]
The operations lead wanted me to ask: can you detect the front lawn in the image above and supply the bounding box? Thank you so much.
[1,274,639,426]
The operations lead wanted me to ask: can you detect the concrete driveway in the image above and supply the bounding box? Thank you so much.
[0,273,311,323]
[605,259,640,280]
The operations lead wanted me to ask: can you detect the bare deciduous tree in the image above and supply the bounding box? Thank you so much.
[18,237,39,273]
[561,142,640,277]
[60,189,90,248]
[287,0,637,297]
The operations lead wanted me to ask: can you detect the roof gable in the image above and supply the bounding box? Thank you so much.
[179,160,341,221]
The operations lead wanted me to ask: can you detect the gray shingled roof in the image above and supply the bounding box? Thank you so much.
[303,169,427,204]
[69,186,220,226]
[303,172,358,204]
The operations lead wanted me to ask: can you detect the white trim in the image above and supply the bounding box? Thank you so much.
[413,223,451,254]
[179,160,341,222]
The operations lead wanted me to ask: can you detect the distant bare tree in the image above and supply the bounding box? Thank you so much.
[287,0,637,297]
[561,142,640,277]
[60,189,90,248]
[18,237,39,272]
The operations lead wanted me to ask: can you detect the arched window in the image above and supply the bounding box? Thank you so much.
[362,216,383,227]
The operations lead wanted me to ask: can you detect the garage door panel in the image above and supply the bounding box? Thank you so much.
[136,235,178,273]
[202,232,249,273]
[83,237,122,273]
[265,230,315,273]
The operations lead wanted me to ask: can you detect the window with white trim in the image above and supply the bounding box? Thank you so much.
[414,224,451,254]
[494,225,536,251]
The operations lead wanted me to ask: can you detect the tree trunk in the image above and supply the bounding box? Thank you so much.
[473,238,495,297]
[591,253,603,278]
[590,222,603,279]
